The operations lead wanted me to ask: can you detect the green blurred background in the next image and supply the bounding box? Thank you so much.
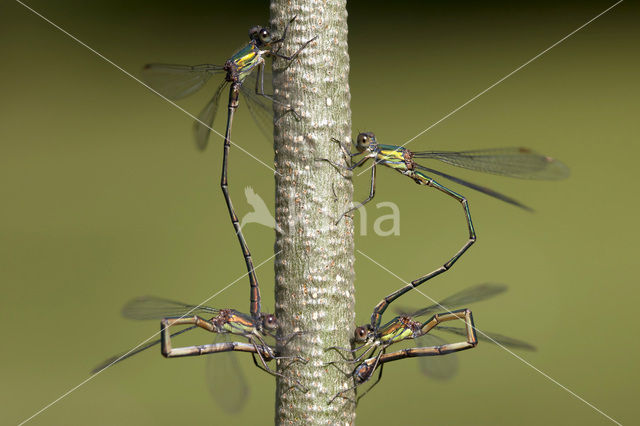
[2,0,638,424]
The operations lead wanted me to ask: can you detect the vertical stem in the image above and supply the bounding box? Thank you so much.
[271,1,355,424]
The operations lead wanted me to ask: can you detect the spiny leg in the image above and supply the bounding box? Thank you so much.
[328,347,386,405]
[324,342,368,361]
[315,153,377,223]
[330,137,361,161]
[337,159,376,224]
[316,138,369,178]
[351,343,381,364]
[328,382,357,405]
[248,335,308,392]
[329,345,387,405]
[277,330,305,347]
[220,83,262,318]
[257,331,308,366]
[273,35,318,62]
[326,342,381,366]
[369,179,476,328]
[270,16,317,68]
[254,61,273,98]
[271,16,297,46]
[250,351,307,392]
[252,62,301,122]
[324,360,353,377]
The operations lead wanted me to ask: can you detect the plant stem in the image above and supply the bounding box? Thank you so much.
[271,1,355,423]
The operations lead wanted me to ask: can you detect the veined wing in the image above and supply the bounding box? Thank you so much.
[415,333,459,380]
[399,283,508,318]
[91,325,197,374]
[412,148,569,180]
[240,68,274,142]
[437,326,537,351]
[206,334,250,413]
[141,63,225,100]
[193,80,228,151]
[121,295,220,320]
[414,164,533,211]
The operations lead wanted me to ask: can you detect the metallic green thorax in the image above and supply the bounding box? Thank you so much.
[227,43,264,82]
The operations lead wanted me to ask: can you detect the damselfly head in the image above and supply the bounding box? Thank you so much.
[262,313,277,331]
[249,26,273,46]
[356,132,376,152]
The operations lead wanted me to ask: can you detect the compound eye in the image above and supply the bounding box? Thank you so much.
[260,29,271,41]
[354,326,368,342]
[356,134,369,149]
[264,314,277,329]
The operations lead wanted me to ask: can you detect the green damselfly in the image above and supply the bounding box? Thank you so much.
[93,296,306,409]
[321,132,568,321]
[142,18,316,324]
[345,316,534,405]
[327,284,536,403]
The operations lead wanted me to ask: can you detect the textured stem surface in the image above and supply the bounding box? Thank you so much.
[271,1,355,424]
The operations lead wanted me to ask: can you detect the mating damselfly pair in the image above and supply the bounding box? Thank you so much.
[316,131,566,402]
[94,18,316,411]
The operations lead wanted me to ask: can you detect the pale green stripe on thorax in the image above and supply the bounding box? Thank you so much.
[375,144,409,171]
[378,318,414,343]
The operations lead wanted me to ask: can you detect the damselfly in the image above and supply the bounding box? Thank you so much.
[93,296,306,400]
[142,18,316,323]
[142,17,314,150]
[327,284,536,403]
[321,132,568,320]
[346,319,535,405]
[328,308,477,404]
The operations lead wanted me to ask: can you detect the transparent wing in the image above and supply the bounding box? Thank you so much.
[91,325,197,374]
[415,164,533,211]
[121,296,220,320]
[240,67,275,142]
[205,334,250,413]
[141,63,225,100]
[412,148,570,180]
[416,333,459,380]
[398,283,508,318]
[193,80,228,151]
[438,326,537,351]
